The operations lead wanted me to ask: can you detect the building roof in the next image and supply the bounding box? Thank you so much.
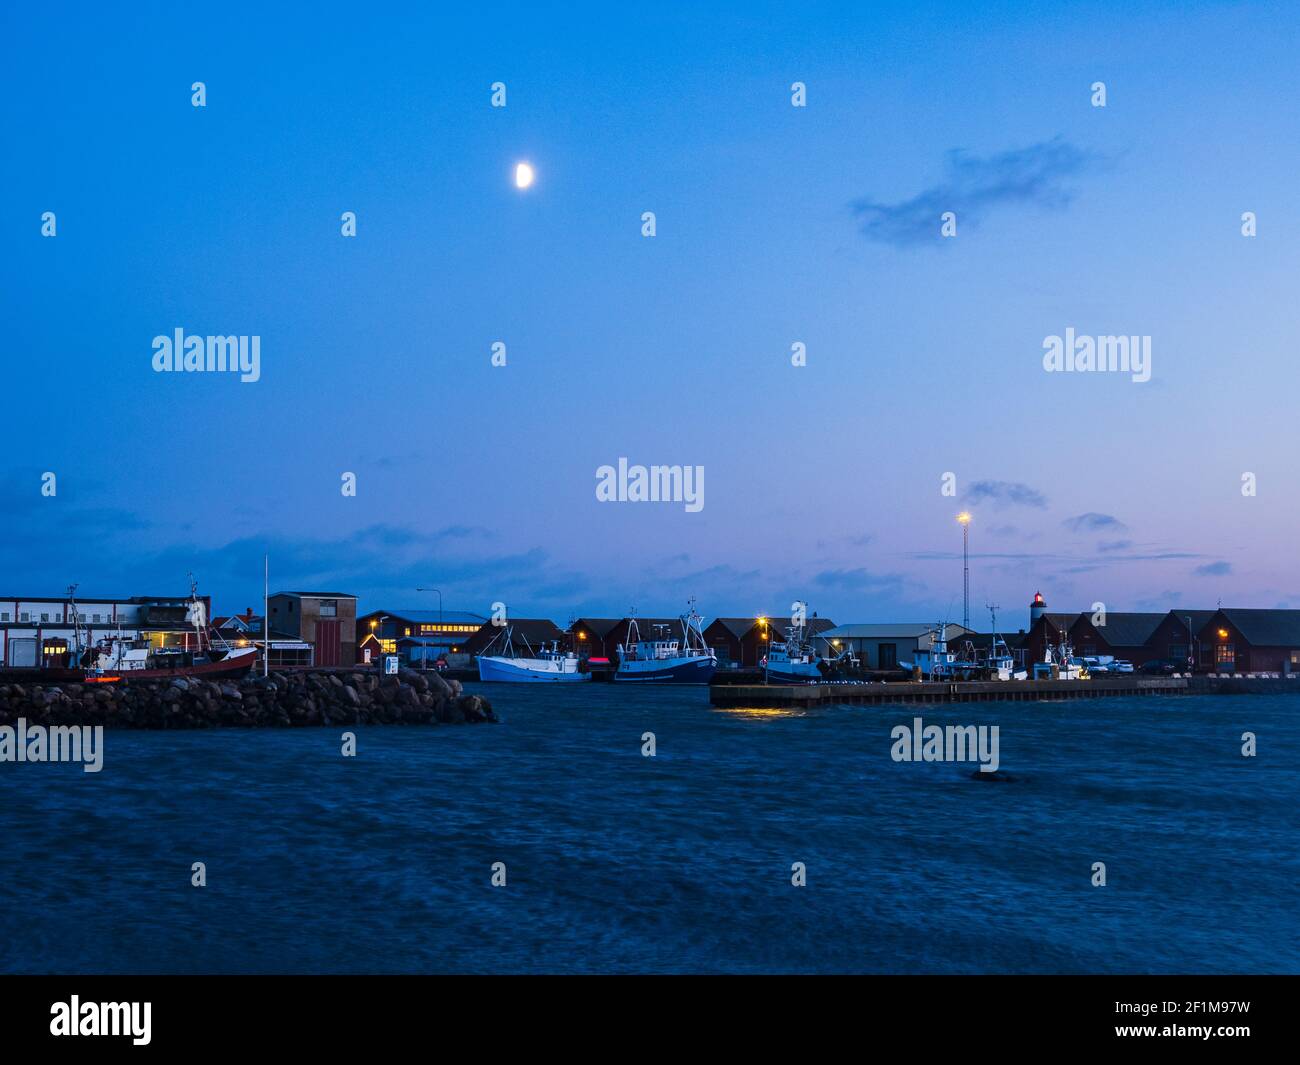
[0,594,199,604]
[214,614,264,630]
[707,617,760,639]
[958,631,1027,650]
[476,618,566,640]
[820,623,972,639]
[706,615,834,639]
[1164,610,1219,636]
[569,618,624,638]
[622,619,684,639]
[360,609,487,626]
[272,591,358,599]
[1220,609,1300,646]
[1083,612,1167,647]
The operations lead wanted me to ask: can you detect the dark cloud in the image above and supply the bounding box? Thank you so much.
[851,138,1098,247]
[1194,561,1232,577]
[966,481,1048,509]
[812,568,905,594]
[1063,512,1127,533]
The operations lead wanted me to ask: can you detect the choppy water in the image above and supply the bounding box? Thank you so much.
[1,687,1297,973]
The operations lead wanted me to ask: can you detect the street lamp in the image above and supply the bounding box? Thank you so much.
[416,587,443,672]
[957,512,972,631]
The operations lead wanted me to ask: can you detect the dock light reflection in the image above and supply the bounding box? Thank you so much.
[712,705,810,720]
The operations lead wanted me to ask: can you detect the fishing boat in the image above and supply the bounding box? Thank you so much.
[83,577,258,681]
[1032,630,1087,680]
[763,611,826,684]
[614,601,716,683]
[476,627,591,683]
[981,604,1028,681]
[900,622,978,681]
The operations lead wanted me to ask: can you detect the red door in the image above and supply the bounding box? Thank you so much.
[316,619,341,666]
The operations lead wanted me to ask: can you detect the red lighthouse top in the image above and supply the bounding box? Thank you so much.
[1033,592,1044,604]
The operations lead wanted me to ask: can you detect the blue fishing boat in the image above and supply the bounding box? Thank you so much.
[614,602,716,684]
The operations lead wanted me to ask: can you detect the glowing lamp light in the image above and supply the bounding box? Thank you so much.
[1218,629,1229,639]
[957,511,972,525]
[514,162,535,189]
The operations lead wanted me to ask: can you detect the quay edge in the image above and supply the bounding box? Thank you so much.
[709,674,1300,708]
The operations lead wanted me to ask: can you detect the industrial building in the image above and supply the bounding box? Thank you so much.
[0,592,212,668]
[815,622,972,671]
[356,609,489,666]
[267,592,358,667]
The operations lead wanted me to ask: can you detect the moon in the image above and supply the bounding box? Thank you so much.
[514,162,535,189]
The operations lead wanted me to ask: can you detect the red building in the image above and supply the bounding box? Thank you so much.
[702,615,836,669]
[1025,597,1300,675]
[1068,612,1166,663]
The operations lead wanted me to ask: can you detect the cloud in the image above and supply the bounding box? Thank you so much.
[1194,561,1232,577]
[966,480,1048,509]
[1097,539,1133,553]
[1063,512,1127,533]
[851,138,1098,247]
[812,568,906,594]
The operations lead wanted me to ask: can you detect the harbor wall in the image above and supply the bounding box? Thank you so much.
[710,674,1300,708]
[0,668,495,729]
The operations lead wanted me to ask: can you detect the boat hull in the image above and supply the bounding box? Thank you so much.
[765,663,822,685]
[615,655,716,684]
[0,650,258,684]
[477,656,591,683]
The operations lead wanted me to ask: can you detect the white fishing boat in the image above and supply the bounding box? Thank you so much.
[1033,630,1087,680]
[476,628,591,683]
[615,601,716,683]
[983,605,1028,681]
[901,622,976,680]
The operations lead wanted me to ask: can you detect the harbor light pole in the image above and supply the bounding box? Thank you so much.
[957,512,972,631]
[416,586,442,672]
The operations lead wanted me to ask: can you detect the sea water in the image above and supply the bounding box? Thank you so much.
[1,687,1296,973]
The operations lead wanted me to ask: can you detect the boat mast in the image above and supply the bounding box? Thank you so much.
[67,583,82,665]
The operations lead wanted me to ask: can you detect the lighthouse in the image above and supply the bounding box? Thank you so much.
[1029,591,1046,626]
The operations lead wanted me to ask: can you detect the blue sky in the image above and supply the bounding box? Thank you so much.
[3,1,1298,629]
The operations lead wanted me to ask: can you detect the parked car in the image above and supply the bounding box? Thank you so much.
[1110,659,1135,674]
[1138,659,1177,675]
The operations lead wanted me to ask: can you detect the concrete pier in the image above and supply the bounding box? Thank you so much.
[710,674,1300,708]
[707,675,1267,708]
